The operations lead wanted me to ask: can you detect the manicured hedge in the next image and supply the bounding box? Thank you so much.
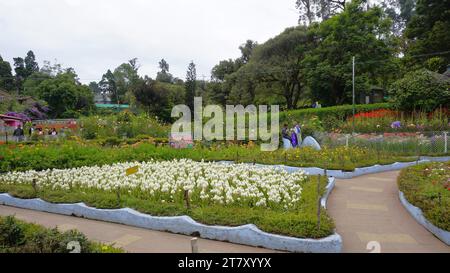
[281,103,392,128]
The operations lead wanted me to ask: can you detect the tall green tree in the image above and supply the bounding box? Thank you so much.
[404,0,450,71]
[156,58,174,83]
[380,0,417,35]
[0,55,14,91]
[13,50,40,92]
[295,0,347,25]
[248,26,309,109]
[133,79,171,121]
[22,72,51,97]
[185,61,196,111]
[24,50,39,76]
[99,69,117,103]
[302,0,397,105]
[237,40,258,65]
[13,57,26,92]
[112,58,141,103]
[36,72,94,118]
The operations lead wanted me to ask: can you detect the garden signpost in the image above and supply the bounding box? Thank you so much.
[126,166,139,176]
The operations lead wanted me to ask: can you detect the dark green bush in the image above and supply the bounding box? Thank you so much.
[389,69,450,112]
[0,216,25,247]
[0,216,123,253]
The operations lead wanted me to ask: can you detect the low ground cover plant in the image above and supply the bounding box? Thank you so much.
[398,162,450,231]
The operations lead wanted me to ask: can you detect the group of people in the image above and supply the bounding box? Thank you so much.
[12,124,58,142]
[281,123,302,149]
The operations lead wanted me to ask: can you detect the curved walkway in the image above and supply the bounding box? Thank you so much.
[328,170,450,253]
[0,205,278,253]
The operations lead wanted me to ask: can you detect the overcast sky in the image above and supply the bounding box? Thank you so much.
[0,0,299,83]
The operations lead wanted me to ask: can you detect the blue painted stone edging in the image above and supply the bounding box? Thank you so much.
[399,191,450,245]
[0,178,341,253]
[218,156,450,179]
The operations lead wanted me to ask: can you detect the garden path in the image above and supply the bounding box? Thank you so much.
[0,205,279,253]
[328,170,450,253]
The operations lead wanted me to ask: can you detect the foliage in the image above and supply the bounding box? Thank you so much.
[185,61,197,111]
[281,103,392,129]
[36,72,95,118]
[0,215,123,253]
[246,26,311,109]
[398,162,450,231]
[404,0,450,66]
[338,108,449,133]
[295,0,346,25]
[0,55,14,91]
[388,69,450,111]
[132,79,174,122]
[78,112,169,140]
[302,0,398,106]
[0,141,415,174]
[156,58,174,83]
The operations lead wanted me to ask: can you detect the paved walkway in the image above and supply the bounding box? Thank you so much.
[328,171,450,253]
[0,205,278,253]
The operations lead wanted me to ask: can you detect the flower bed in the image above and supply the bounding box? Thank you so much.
[318,132,449,157]
[0,215,123,253]
[397,162,450,231]
[0,159,334,239]
[337,108,449,134]
[0,141,416,173]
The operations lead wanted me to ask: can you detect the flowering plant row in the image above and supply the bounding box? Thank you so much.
[0,159,308,210]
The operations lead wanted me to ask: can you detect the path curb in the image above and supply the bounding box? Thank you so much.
[219,156,450,179]
[399,191,450,245]
[0,178,341,253]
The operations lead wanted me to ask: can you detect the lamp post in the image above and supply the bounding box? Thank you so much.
[352,56,355,135]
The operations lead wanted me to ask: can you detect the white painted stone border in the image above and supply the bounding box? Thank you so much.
[399,191,450,245]
[218,156,450,179]
[321,177,335,209]
[0,177,341,253]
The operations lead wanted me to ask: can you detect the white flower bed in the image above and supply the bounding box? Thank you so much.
[0,159,307,209]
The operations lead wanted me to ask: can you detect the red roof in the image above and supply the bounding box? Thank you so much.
[0,114,25,121]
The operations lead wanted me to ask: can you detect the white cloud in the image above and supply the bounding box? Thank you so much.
[0,0,299,83]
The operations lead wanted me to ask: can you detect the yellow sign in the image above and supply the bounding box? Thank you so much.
[126,166,139,176]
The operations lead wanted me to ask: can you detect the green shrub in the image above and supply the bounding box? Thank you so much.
[0,216,123,253]
[389,69,450,112]
[0,216,25,247]
[100,137,123,147]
